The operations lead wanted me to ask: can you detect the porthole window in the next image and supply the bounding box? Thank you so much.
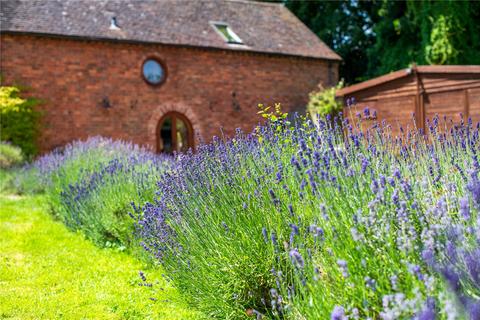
[142,59,165,85]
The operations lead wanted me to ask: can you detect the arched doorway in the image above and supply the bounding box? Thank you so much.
[157,112,194,153]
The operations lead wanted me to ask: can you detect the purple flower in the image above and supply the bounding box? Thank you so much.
[391,189,400,206]
[365,276,377,291]
[271,232,278,246]
[390,275,398,291]
[331,305,345,320]
[221,221,229,232]
[379,174,386,187]
[262,227,268,243]
[252,309,264,320]
[467,170,480,209]
[269,189,280,206]
[422,248,435,266]
[289,223,299,235]
[416,297,436,320]
[465,249,480,284]
[388,177,396,187]
[276,171,282,182]
[409,264,424,281]
[361,157,369,175]
[288,204,294,216]
[290,155,301,171]
[337,259,349,278]
[269,288,278,298]
[467,300,480,320]
[441,268,461,292]
[370,179,379,194]
[346,97,356,107]
[393,168,401,180]
[363,107,370,118]
[289,249,304,268]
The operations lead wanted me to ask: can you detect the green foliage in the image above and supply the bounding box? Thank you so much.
[0,86,40,158]
[257,103,289,123]
[285,0,480,83]
[285,0,377,84]
[306,82,344,122]
[0,142,26,194]
[0,141,23,169]
[367,0,480,77]
[0,194,200,319]
[60,160,166,252]
[0,169,15,194]
[425,15,457,65]
[36,138,171,252]
[139,112,479,318]
[12,166,44,195]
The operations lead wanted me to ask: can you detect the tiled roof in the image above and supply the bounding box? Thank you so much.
[0,0,341,60]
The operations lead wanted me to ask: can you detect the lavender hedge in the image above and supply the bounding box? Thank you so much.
[31,136,172,249]
[137,112,479,319]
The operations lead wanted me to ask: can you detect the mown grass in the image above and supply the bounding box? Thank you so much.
[0,193,200,320]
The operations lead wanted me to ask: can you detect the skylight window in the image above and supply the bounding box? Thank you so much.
[109,17,120,30]
[211,22,243,45]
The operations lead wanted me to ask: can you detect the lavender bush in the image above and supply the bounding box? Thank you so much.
[31,136,172,249]
[137,111,479,319]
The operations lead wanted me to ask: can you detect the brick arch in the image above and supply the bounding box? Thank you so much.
[147,103,202,148]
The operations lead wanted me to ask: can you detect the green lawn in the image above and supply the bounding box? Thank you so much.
[0,194,198,320]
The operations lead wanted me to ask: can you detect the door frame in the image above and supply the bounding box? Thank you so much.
[156,111,194,153]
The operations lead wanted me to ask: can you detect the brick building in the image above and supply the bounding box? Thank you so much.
[0,0,340,153]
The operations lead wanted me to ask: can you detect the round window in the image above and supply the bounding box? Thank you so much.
[142,59,165,85]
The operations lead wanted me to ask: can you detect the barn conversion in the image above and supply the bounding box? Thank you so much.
[337,65,480,134]
[0,0,340,153]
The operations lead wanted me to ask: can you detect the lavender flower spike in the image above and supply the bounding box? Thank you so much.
[331,305,346,320]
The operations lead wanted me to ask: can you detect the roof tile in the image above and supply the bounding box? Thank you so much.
[1,0,341,60]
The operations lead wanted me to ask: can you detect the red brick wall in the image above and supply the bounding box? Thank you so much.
[0,34,337,153]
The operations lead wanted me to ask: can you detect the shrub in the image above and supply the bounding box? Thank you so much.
[0,86,40,158]
[306,81,343,123]
[0,141,23,169]
[138,113,479,319]
[32,136,172,250]
[12,164,44,195]
[0,167,15,193]
[0,141,25,193]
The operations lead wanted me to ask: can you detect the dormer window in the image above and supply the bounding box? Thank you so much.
[211,22,243,45]
[109,17,121,30]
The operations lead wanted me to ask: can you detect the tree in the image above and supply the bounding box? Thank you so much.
[367,0,480,77]
[284,0,480,83]
[285,0,379,84]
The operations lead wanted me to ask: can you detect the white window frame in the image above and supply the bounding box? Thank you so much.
[210,21,243,45]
